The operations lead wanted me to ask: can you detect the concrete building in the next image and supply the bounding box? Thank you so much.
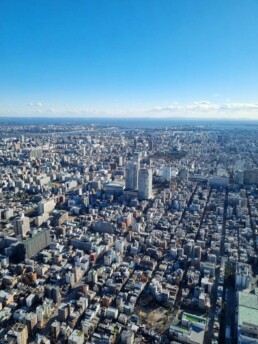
[29,147,43,160]
[244,169,258,185]
[138,168,152,200]
[125,161,139,190]
[25,312,37,335]
[3,208,14,220]
[169,312,207,344]
[53,211,68,226]
[13,214,30,239]
[68,329,84,344]
[50,320,61,342]
[163,166,172,181]
[121,329,135,344]
[38,199,56,215]
[7,323,29,344]
[208,176,229,188]
[103,181,124,196]
[236,262,252,291]
[19,229,51,259]
[178,167,189,181]
[236,290,258,344]
[36,306,44,324]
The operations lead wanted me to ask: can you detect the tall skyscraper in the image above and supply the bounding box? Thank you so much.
[132,152,141,164]
[133,137,137,149]
[148,138,153,151]
[138,168,152,200]
[125,161,139,190]
[13,214,30,238]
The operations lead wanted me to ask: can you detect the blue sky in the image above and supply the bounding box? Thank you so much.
[1,0,258,118]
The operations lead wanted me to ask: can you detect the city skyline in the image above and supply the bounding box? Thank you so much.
[1,0,258,119]
[0,120,257,343]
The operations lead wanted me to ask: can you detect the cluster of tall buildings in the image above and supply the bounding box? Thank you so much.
[125,159,152,200]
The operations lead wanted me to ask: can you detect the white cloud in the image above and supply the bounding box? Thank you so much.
[46,108,56,113]
[220,102,258,111]
[3,100,258,119]
[146,101,258,119]
[27,102,43,107]
[193,100,212,105]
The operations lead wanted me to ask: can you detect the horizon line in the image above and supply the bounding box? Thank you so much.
[0,115,258,122]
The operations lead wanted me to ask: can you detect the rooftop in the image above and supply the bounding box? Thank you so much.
[238,291,258,327]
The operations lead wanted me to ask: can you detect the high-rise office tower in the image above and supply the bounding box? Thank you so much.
[132,152,141,164]
[133,137,137,149]
[13,214,30,238]
[148,138,153,151]
[138,168,152,200]
[125,161,139,190]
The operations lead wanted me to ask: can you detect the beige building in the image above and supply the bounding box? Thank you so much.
[7,323,28,344]
[13,214,30,238]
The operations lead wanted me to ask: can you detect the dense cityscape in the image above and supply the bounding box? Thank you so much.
[0,122,257,344]
[2,0,258,342]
